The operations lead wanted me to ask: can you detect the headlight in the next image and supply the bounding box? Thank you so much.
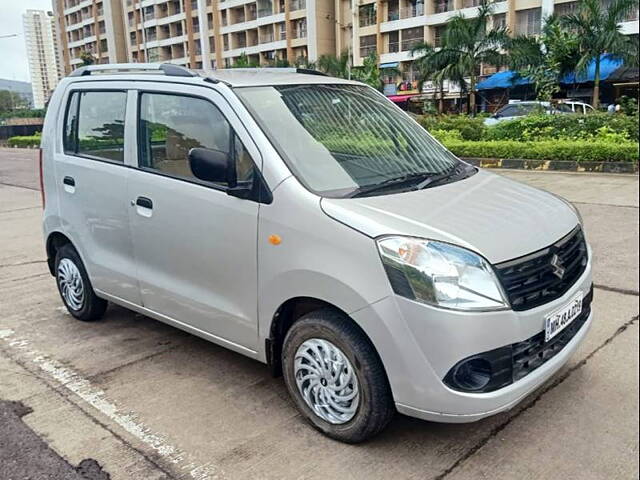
[377,237,509,311]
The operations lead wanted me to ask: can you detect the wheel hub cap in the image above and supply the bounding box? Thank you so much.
[57,258,84,311]
[294,338,360,424]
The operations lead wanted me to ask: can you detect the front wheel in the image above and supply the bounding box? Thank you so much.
[55,244,107,322]
[282,308,395,443]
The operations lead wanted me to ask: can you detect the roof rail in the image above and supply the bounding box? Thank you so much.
[69,63,197,78]
[295,68,328,77]
[215,67,327,77]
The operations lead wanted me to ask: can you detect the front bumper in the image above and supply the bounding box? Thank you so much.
[350,251,593,423]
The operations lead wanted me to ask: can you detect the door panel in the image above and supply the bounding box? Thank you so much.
[128,86,261,350]
[56,87,140,305]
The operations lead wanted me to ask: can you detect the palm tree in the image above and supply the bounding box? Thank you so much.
[560,0,639,108]
[411,42,467,113]
[317,50,351,79]
[412,1,509,115]
[507,16,580,101]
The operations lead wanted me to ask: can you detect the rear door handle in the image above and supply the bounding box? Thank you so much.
[134,196,153,218]
[63,176,75,193]
[135,197,153,209]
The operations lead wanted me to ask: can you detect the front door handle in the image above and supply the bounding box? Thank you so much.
[135,197,153,209]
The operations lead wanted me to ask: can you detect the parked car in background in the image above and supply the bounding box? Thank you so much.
[557,100,595,115]
[41,64,592,443]
[484,100,593,125]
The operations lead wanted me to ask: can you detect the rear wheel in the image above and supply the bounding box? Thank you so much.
[55,244,107,321]
[282,308,395,443]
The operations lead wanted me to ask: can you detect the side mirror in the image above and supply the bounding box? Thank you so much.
[188,147,229,184]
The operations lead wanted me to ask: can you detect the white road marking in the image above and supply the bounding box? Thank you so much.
[0,328,221,480]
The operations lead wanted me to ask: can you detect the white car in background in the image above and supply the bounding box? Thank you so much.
[484,100,593,126]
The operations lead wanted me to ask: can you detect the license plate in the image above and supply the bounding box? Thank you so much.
[545,292,583,342]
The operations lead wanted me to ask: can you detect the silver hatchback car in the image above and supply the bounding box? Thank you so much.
[41,64,592,443]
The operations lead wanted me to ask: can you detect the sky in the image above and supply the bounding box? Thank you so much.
[0,0,54,83]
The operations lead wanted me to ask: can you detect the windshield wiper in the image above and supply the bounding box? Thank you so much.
[412,163,472,191]
[348,172,435,198]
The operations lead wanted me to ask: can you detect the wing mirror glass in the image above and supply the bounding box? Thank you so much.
[189,147,229,184]
[188,147,253,199]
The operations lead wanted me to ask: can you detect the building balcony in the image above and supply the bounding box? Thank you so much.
[360,45,377,57]
[401,38,422,51]
[291,0,306,11]
[400,5,424,18]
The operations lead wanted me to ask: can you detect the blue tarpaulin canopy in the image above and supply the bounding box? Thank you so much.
[477,55,625,90]
[476,70,531,89]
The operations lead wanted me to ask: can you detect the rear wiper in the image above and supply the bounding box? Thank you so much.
[348,172,435,198]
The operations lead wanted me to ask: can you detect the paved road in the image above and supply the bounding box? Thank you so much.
[1,148,638,480]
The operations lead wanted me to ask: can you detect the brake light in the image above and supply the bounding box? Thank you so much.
[39,148,45,208]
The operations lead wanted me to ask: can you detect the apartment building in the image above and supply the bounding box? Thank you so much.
[53,0,128,74]
[52,0,638,78]
[214,0,336,68]
[340,0,639,97]
[22,10,61,109]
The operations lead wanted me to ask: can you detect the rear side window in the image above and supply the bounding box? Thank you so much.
[138,92,254,186]
[63,90,127,163]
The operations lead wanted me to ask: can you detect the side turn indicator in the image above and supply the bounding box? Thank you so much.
[268,234,282,246]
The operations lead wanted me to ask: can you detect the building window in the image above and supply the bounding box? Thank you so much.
[257,0,273,17]
[493,13,506,29]
[387,31,399,53]
[401,27,423,51]
[359,3,376,27]
[434,0,453,13]
[433,25,446,47]
[291,0,306,11]
[293,19,306,39]
[554,2,577,16]
[462,0,481,7]
[359,34,376,57]
[516,8,542,36]
[401,0,424,19]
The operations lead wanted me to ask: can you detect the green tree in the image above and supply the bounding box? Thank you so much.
[411,42,467,114]
[507,16,580,101]
[231,52,260,68]
[412,1,508,115]
[0,90,29,114]
[316,50,351,78]
[351,52,383,90]
[79,50,96,66]
[560,0,639,108]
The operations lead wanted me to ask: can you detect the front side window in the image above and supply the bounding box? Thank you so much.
[138,93,254,187]
[64,90,126,163]
[236,84,462,197]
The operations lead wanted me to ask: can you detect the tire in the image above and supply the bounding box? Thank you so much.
[54,244,107,322]
[282,308,395,443]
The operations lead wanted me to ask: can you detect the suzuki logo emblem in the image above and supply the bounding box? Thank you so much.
[550,254,566,279]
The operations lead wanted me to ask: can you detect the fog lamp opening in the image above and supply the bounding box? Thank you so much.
[452,358,492,391]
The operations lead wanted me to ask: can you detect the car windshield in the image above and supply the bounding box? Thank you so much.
[235,84,461,198]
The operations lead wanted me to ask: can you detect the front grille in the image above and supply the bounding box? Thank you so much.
[512,286,593,381]
[495,226,588,311]
[444,285,593,393]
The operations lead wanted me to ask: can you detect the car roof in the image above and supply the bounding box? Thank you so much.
[66,63,361,88]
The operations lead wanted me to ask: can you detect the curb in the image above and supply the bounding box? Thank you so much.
[462,157,639,174]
